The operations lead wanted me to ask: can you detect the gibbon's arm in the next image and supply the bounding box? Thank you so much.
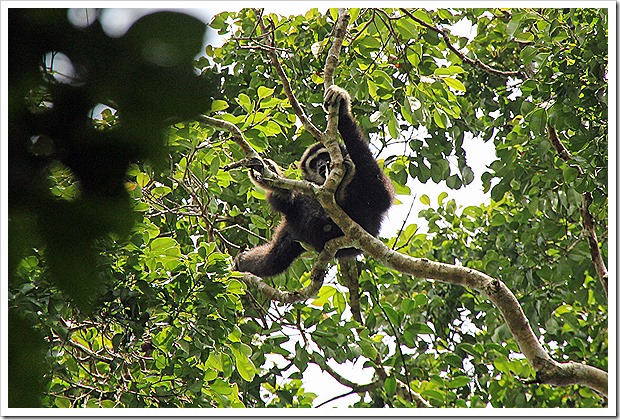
[247,157,303,216]
[325,86,378,173]
[325,86,392,207]
[267,189,302,216]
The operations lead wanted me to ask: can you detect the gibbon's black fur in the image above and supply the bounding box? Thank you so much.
[235,85,394,277]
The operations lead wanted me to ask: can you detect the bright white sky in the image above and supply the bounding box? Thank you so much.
[77,4,496,408]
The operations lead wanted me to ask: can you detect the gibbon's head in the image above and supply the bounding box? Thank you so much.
[299,143,348,185]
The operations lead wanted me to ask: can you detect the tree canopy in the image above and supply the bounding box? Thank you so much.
[7,7,609,411]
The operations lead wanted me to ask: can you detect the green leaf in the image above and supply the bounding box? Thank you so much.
[359,338,378,359]
[563,166,580,183]
[413,293,429,307]
[515,32,534,43]
[259,97,281,109]
[384,306,401,326]
[447,376,471,389]
[446,174,462,189]
[433,108,448,129]
[430,159,449,182]
[236,93,253,112]
[506,17,521,36]
[438,191,448,206]
[136,172,150,188]
[210,378,235,395]
[388,115,400,139]
[257,86,275,99]
[526,107,547,135]
[443,77,466,92]
[206,352,223,372]
[150,237,181,255]
[329,8,338,21]
[406,50,420,67]
[211,99,229,112]
[412,9,433,24]
[461,166,474,185]
[446,65,465,74]
[311,285,336,307]
[384,377,397,396]
[409,322,434,335]
[493,355,510,374]
[230,343,257,382]
[520,45,538,65]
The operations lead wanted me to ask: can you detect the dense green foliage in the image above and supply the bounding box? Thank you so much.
[8,7,607,409]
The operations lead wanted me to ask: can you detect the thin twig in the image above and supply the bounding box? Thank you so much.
[255,10,323,141]
[400,8,521,77]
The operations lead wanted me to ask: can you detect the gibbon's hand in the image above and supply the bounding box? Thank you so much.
[323,85,352,116]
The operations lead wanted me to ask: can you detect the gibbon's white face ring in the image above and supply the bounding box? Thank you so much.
[303,146,331,185]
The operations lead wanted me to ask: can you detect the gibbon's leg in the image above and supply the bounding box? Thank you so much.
[235,223,305,277]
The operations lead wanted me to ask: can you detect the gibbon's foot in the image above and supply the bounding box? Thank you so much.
[246,157,264,172]
[323,85,352,114]
[246,157,267,183]
[247,157,282,186]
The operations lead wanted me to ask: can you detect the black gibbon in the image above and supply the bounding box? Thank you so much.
[235,85,394,277]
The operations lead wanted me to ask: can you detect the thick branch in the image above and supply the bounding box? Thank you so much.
[580,192,608,295]
[338,259,362,324]
[547,124,608,297]
[310,166,608,397]
[323,9,350,89]
[316,10,355,224]
[319,95,347,198]
[547,124,574,163]
[535,358,609,397]
[341,223,609,397]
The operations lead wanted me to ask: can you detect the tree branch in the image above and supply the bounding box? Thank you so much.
[339,221,609,397]
[338,259,362,324]
[197,115,258,158]
[400,8,522,78]
[319,9,351,196]
[198,114,315,195]
[238,236,350,303]
[547,124,608,297]
[204,11,607,400]
[255,10,323,141]
[323,9,350,89]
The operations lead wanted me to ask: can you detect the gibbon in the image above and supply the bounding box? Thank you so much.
[235,85,394,277]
